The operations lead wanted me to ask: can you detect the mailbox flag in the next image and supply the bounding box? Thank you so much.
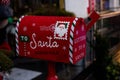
[86,11,100,31]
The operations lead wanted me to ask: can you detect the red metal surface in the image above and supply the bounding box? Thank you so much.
[47,62,58,80]
[17,16,86,64]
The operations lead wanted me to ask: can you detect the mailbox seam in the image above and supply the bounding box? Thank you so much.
[69,17,79,64]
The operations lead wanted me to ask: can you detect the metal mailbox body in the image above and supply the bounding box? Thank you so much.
[16,16,87,64]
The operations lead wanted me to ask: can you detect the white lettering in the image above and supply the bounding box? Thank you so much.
[74,35,86,44]
[30,33,59,49]
[75,52,84,61]
[30,33,37,49]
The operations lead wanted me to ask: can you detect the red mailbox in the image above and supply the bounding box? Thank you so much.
[16,16,86,64]
[15,11,99,80]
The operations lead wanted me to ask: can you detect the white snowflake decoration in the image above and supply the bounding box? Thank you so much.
[23,26,27,31]
[32,23,36,27]
[62,46,66,50]
[27,51,30,55]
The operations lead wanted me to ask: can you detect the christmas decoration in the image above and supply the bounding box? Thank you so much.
[16,11,99,80]
[16,16,86,64]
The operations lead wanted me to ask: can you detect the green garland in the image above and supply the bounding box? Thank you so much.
[0,51,14,72]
